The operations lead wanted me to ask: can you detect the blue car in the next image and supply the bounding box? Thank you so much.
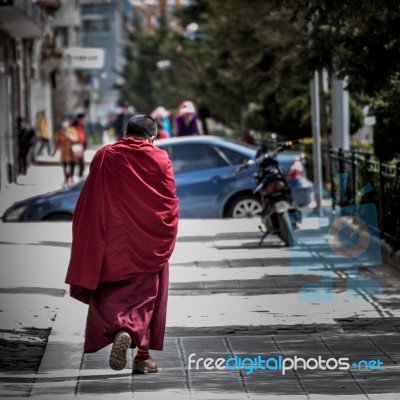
[2,136,314,221]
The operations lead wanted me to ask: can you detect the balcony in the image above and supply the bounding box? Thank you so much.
[35,0,61,14]
[0,0,43,38]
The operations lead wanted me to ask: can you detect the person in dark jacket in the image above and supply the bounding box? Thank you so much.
[114,102,134,140]
[17,117,35,175]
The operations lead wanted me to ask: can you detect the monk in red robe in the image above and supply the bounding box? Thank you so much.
[65,114,179,374]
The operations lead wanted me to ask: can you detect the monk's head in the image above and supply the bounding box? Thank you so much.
[125,114,158,143]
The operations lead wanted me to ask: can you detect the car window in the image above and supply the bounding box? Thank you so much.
[170,143,228,173]
[217,146,248,165]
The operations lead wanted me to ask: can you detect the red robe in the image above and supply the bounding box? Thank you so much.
[65,137,179,352]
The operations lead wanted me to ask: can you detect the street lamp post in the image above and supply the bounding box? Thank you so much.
[310,70,323,215]
[308,14,323,214]
[331,75,350,150]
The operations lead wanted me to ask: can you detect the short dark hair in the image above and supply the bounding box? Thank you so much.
[125,114,157,138]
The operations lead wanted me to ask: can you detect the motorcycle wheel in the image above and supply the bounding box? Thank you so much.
[277,212,296,247]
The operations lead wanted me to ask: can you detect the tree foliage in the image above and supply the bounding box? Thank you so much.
[119,0,397,153]
[282,0,400,155]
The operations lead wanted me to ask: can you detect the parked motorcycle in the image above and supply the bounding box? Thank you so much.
[236,140,301,246]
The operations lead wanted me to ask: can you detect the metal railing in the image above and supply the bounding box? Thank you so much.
[329,148,400,249]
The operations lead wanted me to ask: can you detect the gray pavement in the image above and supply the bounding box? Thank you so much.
[1,163,400,399]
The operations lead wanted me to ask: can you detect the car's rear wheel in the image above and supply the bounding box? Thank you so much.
[225,194,262,218]
[42,212,73,221]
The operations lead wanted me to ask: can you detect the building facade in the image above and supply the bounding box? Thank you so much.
[0,0,44,188]
[79,0,132,118]
[53,0,85,123]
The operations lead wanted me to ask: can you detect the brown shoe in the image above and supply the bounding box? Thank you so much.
[109,330,132,370]
[132,356,158,374]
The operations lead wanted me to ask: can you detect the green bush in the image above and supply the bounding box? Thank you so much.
[372,99,400,162]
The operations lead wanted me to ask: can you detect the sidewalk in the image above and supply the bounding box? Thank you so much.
[1,164,400,399]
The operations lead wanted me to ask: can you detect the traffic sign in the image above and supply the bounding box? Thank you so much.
[65,47,105,70]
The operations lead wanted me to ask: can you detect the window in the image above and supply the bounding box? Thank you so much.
[83,18,110,32]
[55,27,68,48]
[218,146,248,165]
[170,144,228,173]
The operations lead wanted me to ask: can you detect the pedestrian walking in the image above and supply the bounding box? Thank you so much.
[71,113,86,178]
[114,102,134,140]
[152,106,172,137]
[52,118,79,188]
[173,100,204,136]
[36,111,51,156]
[17,117,35,176]
[198,105,210,135]
[65,114,179,374]
[151,106,170,139]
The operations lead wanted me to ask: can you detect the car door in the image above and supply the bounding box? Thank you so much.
[167,143,236,218]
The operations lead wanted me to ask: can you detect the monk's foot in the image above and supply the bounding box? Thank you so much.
[132,354,158,374]
[109,330,132,370]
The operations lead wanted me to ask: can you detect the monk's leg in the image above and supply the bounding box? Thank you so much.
[132,347,158,374]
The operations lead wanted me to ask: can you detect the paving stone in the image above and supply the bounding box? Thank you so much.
[0,382,31,397]
[228,259,263,268]
[238,279,277,288]
[196,261,230,269]
[250,395,308,400]
[300,374,365,396]
[133,389,190,400]
[244,372,304,394]
[368,394,400,400]
[308,395,367,400]
[188,371,245,393]
[77,376,134,395]
[202,280,240,290]
[322,336,384,356]
[190,391,252,400]
[29,379,77,397]
[39,342,83,371]
[170,282,204,290]
[274,336,331,355]
[132,371,187,392]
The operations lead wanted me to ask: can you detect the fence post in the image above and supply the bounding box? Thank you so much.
[378,161,385,238]
[396,161,400,248]
[351,150,357,202]
[329,148,336,210]
[338,148,344,206]
[338,148,344,174]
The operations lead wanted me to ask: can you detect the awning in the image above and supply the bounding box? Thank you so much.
[0,0,43,38]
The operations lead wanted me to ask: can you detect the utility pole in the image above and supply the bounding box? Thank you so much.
[319,68,331,185]
[307,12,323,214]
[331,75,350,150]
[310,70,323,214]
